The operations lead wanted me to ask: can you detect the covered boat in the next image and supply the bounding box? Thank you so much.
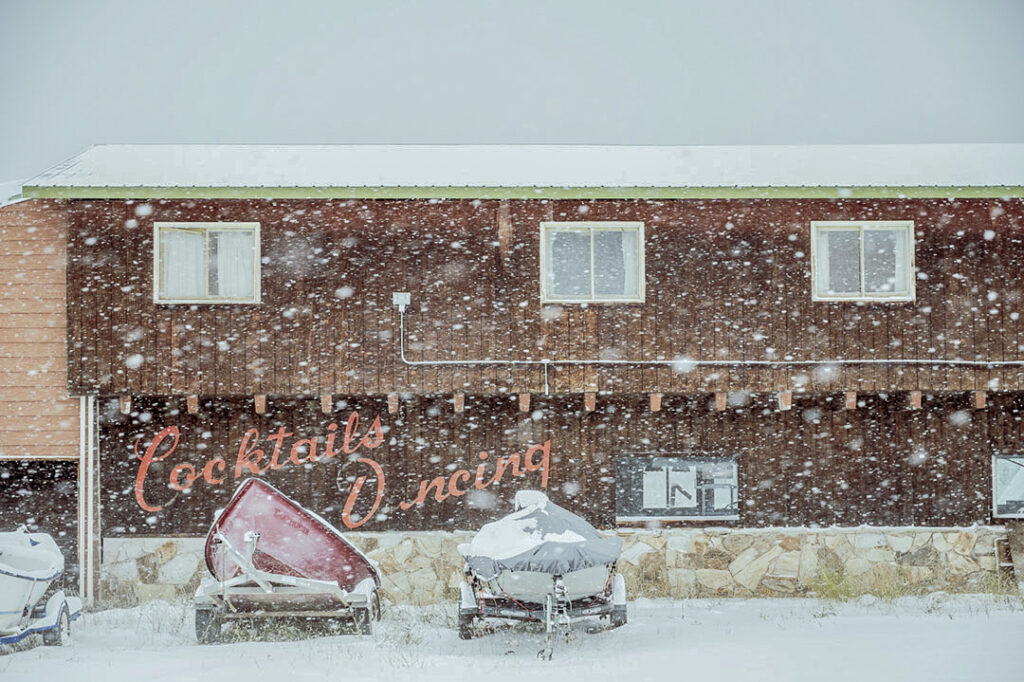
[0,528,81,647]
[193,478,382,643]
[457,491,627,653]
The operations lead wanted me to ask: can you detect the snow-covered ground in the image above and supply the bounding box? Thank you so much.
[3,595,1023,681]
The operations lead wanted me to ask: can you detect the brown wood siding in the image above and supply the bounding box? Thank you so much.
[0,459,79,571]
[66,198,1024,397]
[0,201,79,459]
[99,393,1014,535]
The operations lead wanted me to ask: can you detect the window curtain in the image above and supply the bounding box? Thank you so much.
[891,229,909,293]
[819,229,861,296]
[593,229,639,297]
[863,229,908,294]
[620,229,639,297]
[212,230,255,298]
[160,229,205,299]
[548,230,590,297]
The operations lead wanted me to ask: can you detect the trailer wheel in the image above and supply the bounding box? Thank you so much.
[610,605,627,628]
[354,607,373,635]
[370,590,382,621]
[195,609,222,644]
[42,605,70,646]
[457,612,475,640]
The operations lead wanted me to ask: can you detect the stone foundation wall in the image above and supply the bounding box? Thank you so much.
[614,527,1007,598]
[100,526,1011,606]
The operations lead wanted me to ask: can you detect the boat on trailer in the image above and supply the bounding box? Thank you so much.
[193,478,382,643]
[457,491,627,658]
[0,528,82,649]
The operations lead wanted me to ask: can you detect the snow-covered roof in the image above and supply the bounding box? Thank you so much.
[0,179,27,208]
[20,143,1024,199]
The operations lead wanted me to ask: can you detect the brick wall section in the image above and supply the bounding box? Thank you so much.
[0,199,78,459]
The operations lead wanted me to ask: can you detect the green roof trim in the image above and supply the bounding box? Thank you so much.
[21,185,1024,200]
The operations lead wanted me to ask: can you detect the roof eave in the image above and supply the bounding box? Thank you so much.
[20,185,1024,200]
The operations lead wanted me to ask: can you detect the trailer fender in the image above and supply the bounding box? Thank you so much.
[459,581,477,612]
[612,573,626,606]
[38,591,70,630]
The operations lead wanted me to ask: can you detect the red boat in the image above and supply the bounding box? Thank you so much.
[193,478,382,643]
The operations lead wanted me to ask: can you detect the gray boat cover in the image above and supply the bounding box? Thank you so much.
[459,491,623,581]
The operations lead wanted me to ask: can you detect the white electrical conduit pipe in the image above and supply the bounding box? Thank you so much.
[396,307,1024,395]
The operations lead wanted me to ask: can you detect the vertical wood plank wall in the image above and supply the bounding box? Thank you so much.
[99,393,1019,535]
[0,200,79,459]
[65,198,1024,397]
[0,459,80,570]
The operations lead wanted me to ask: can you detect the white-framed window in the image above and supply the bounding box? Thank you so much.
[993,454,1024,519]
[615,456,739,522]
[540,221,644,303]
[811,221,914,301]
[153,222,261,304]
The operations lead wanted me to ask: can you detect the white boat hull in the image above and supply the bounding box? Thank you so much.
[0,530,64,635]
[0,590,82,647]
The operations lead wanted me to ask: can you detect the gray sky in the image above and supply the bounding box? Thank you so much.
[1,0,1022,182]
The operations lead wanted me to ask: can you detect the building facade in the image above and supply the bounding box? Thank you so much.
[6,144,1024,602]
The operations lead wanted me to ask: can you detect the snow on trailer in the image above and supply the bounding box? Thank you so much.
[458,491,627,658]
[193,478,382,643]
[0,528,82,649]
